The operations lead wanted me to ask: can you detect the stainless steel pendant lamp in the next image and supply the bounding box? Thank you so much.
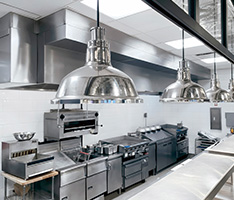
[206,52,230,102]
[52,0,141,104]
[205,1,230,102]
[160,30,208,102]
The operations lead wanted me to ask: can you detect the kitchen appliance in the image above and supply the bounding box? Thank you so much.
[44,109,99,140]
[39,137,108,200]
[161,124,189,160]
[2,139,54,180]
[62,145,107,200]
[100,135,149,189]
[141,126,176,172]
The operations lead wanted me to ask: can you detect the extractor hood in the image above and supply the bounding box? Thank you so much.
[0,13,37,88]
[0,9,210,91]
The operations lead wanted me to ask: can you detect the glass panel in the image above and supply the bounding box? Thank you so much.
[199,0,221,43]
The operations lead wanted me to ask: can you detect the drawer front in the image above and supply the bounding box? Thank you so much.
[87,160,107,176]
[123,160,142,177]
[177,147,188,158]
[124,171,142,188]
[60,179,85,200]
[27,160,54,179]
[60,166,86,187]
[177,138,188,151]
[87,171,107,200]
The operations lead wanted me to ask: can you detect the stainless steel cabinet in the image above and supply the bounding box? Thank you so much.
[157,139,176,172]
[60,179,85,200]
[148,143,156,172]
[87,171,107,200]
[107,156,122,194]
[54,164,86,200]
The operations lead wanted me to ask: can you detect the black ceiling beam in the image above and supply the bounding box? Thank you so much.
[188,0,199,22]
[221,0,227,47]
[142,0,234,64]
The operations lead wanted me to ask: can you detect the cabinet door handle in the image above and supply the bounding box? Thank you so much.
[88,186,93,190]
[107,163,112,171]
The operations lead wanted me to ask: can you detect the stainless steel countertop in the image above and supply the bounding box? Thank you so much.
[129,152,234,200]
[206,135,234,156]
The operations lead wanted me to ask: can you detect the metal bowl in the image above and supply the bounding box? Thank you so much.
[13,132,36,141]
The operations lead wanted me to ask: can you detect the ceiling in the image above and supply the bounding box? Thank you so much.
[0,0,231,70]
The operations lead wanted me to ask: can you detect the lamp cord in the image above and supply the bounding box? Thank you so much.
[231,19,233,80]
[97,0,100,27]
[182,0,185,63]
[182,29,185,62]
[214,52,217,77]
[213,0,217,78]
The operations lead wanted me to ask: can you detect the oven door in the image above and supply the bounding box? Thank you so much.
[60,118,98,138]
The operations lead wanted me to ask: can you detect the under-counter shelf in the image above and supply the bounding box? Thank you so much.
[6,189,52,200]
[2,171,58,200]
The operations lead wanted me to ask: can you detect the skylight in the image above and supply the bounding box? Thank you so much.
[201,57,228,63]
[165,37,204,49]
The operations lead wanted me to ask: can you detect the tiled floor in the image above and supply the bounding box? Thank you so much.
[105,159,234,200]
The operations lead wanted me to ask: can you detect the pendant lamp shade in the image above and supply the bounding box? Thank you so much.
[206,75,230,102]
[160,29,208,102]
[160,60,208,102]
[206,53,230,102]
[52,2,141,104]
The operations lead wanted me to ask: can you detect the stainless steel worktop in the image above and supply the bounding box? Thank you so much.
[129,152,234,200]
[206,135,234,156]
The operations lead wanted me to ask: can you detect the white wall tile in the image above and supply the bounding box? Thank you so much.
[1,88,234,190]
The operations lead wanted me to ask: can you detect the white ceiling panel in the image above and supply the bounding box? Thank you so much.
[133,33,160,45]
[0,2,39,19]
[107,20,141,36]
[0,0,79,19]
[118,10,174,32]
[170,45,212,56]
[146,26,183,44]
[154,42,175,52]
[67,1,114,24]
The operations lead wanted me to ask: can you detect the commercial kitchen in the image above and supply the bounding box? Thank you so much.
[1,0,234,199]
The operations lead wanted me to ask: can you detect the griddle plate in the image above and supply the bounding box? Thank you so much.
[143,130,173,142]
[101,135,148,147]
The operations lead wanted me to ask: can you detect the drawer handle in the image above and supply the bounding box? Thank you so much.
[88,186,93,190]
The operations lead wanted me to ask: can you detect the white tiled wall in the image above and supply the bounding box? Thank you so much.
[0,86,234,193]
